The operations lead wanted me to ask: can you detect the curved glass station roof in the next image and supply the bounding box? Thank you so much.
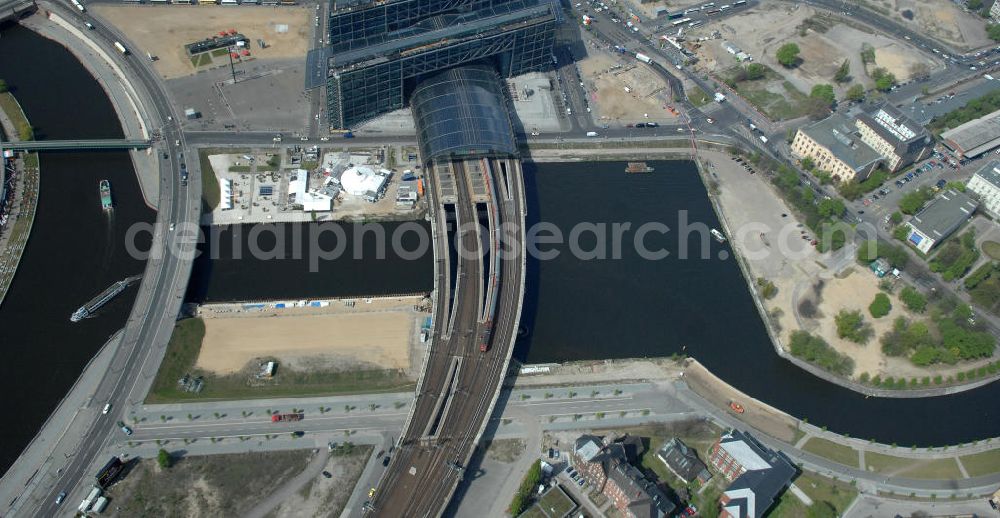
[411,65,518,162]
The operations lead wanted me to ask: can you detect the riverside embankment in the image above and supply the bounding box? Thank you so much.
[0,92,40,310]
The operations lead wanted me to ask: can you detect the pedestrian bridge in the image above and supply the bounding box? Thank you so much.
[0,139,151,151]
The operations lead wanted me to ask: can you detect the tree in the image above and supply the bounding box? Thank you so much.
[890,211,903,224]
[872,67,897,92]
[746,63,766,80]
[846,84,865,102]
[968,0,983,9]
[817,197,845,219]
[757,277,778,299]
[900,286,927,313]
[835,309,873,344]
[157,449,173,469]
[806,501,838,518]
[776,43,801,67]
[860,43,876,64]
[0,79,7,93]
[908,62,931,81]
[789,331,855,375]
[834,59,851,83]
[899,188,932,214]
[869,293,892,318]
[810,84,836,107]
[802,156,815,170]
[990,24,1000,42]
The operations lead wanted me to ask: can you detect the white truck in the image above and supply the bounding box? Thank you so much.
[635,53,652,64]
[714,92,726,102]
[78,486,102,513]
[113,41,128,55]
[759,135,769,143]
[586,131,599,137]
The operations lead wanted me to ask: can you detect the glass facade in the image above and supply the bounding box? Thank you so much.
[325,0,556,129]
[410,65,518,162]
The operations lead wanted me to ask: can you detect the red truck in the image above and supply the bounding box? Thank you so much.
[271,413,304,422]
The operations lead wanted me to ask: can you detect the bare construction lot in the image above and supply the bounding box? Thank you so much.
[105,450,312,518]
[196,296,424,375]
[92,5,311,79]
[577,47,679,126]
[694,3,939,98]
[865,0,991,51]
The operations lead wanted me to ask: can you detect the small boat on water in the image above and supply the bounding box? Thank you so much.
[625,162,654,173]
[711,228,726,243]
[99,179,113,211]
[729,401,745,414]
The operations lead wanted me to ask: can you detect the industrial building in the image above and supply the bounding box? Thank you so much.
[940,109,1000,158]
[708,430,796,518]
[904,189,979,253]
[311,0,557,130]
[790,113,883,182]
[967,160,1000,219]
[855,103,932,172]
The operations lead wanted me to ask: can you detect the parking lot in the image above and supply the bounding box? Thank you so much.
[852,147,983,225]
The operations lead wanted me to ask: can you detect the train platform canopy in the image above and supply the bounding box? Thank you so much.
[411,65,518,163]
[940,109,1000,158]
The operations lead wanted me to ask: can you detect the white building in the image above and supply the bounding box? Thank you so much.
[904,189,979,253]
[339,165,390,201]
[219,178,233,210]
[991,0,1000,21]
[288,170,334,212]
[967,160,1000,219]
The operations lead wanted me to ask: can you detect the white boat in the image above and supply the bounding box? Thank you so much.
[711,228,726,243]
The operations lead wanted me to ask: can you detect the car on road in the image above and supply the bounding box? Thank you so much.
[322,471,332,478]
[55,491,66,505]
[706,118,714,124]
[382,456,391,467]
[320,136,330,141]
[369,488,376,498]
[548,448,554,458]
[102,403,111,414]
[576,478,585,487]
[117,421,132,436]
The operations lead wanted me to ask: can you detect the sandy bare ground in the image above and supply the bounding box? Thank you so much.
[807,269,901,377]
[684,359,800,442]
[694,3,940,95]
[867,0,991,51]
[197,307,419,374]
[268,448,371,518]
[577,47,679,124]
[92,5,310,79]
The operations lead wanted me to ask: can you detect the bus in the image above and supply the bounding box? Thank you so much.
[671,17,691,26]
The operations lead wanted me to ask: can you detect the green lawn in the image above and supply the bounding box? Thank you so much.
[959,449,1000,477]
[189,53,212,68]
[801,437,859,467]
[896,458,963,480]
[725,67,810,120]
[688,85,712,107]
[146,318,416,403]
[0,91,33,140]
[794,470,858,512]
[211,48,230,57]
[198,149,224,212]
[983,241,1000,260]
[863,451,961,479]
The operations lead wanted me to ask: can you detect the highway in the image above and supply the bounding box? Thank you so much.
[7,1,198,515]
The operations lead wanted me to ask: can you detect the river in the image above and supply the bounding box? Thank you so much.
[1,18,998,477]
[0,24,154,473]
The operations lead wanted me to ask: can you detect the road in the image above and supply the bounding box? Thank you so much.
[8,1,198,515]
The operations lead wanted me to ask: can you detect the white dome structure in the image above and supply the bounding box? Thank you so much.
[340,165,388,198]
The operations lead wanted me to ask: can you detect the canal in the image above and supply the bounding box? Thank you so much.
[0,24,153,472]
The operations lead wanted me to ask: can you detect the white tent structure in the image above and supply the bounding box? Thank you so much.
[219,178,233,210]
[288,170,333,211]
[340,165,389,200]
